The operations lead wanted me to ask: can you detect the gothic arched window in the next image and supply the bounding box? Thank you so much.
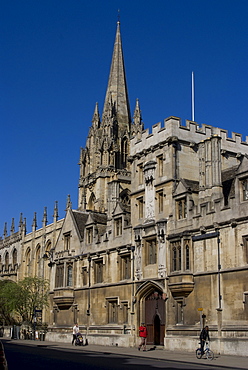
[12,248,17,266]
[88,192,96,211]
[5,252,9,270]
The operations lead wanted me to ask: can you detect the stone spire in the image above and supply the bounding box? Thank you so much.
[42,207,48,227]
[92,102,100,129]
[132,98,144,137]
[102,21,131,128]
[53,201,59,222]
[19,213,23,230]
[66,194,72,210]
[10,218,15,234]
[23,218,27,235]
[3,223,7,238]
[32,212,37,232]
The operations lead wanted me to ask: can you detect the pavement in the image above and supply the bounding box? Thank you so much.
[2,338,248,369]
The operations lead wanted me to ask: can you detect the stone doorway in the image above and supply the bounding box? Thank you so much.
[145,291,165,345]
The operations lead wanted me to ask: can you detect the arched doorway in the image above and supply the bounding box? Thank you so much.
[145,291,165,345]
[154,314,161,345]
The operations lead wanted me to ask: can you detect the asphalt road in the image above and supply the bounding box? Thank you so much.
[3,340,247,370]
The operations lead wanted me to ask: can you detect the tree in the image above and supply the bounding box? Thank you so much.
[0,280,19,325]
[0,277,49,325]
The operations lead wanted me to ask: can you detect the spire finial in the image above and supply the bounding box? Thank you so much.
[117,9,120,24]
[66,194,72,210]
[42,207,48,227]
[19,213,23,229]
[3,222,7,238]
[10,218,15,234]
[102,16,131,126]
[32,212,37,231]
[53,201,59,222]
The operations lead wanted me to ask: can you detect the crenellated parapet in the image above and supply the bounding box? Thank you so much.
[130,117,248,157]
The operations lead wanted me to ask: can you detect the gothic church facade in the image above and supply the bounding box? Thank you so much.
[1,22,248,355]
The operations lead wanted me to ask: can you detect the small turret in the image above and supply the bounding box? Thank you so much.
[66,194,72,210]
[92,102,100,129]
[132,99,144,138]
[53,201,59,222]
[10,218,15,234]
[32,212,37,232]
[3,223,7,238]
[42,207,48,227]
[19,213,23,231]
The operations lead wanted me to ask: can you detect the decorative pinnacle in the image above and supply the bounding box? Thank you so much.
[117,9,120,24]
[66,194,72,210]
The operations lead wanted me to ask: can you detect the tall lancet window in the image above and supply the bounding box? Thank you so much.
[35,245,42,277]
[5,252,9,271]
[121,138,128,168]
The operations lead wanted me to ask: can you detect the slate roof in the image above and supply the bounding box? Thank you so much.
[72,210,89,239]
[221,166,239,182]
[182,179,199,192]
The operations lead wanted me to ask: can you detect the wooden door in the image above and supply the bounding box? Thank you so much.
[145,291,165,345]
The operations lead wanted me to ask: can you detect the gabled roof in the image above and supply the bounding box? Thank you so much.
[112,202,128,217]
[72,210,89,239]
[174,178,199,196]
[85,211,107,226]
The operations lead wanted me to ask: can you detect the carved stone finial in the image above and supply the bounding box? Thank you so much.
[42,207,48,227]
[53,201,59,222]
[10,218,15,234]
[3,222,7,238]
[32,212,37,231]
[66,194,72,210]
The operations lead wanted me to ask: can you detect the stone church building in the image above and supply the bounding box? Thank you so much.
[1,22,248,355]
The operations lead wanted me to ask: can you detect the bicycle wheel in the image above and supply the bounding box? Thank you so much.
[206,349,214,360]
[196,348,202,359]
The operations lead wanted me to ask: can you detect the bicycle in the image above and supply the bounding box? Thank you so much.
[196,342,214,360]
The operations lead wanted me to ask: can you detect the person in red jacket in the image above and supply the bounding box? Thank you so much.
[138,323,148,351]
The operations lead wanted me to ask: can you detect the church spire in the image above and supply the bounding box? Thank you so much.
[92,102,100,129]
[132,99,144,139]
[102,21,131,127]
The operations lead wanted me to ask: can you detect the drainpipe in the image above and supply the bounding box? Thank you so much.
[86,254,91,344]
[130,245,135,342]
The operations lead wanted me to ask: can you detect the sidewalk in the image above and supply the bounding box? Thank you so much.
[3,338,248,369]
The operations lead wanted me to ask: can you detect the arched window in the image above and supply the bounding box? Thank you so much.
[45,241,52,255]
[5,252,9,270]
[12,248,17,266]
[35,245,41,277]
[121,138,128,168]
[88,192,96,211]
[120,189,130,208]
[171,242,182,272]
[25,248,31,276]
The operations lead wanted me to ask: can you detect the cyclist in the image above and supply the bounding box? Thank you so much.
[200,325,210,355]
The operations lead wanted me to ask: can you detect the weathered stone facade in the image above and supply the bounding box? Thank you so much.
[1,22,248,355]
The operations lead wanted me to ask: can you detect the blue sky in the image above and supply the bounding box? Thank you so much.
[1,0,248,235]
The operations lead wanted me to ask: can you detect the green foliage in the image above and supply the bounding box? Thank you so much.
[0,277,49,325]
[0,280,19,325]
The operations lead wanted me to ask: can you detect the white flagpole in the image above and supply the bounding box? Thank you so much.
[192,71,195,121]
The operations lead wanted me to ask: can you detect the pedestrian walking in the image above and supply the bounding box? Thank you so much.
[72,323,79,345]
[138,322,148,351]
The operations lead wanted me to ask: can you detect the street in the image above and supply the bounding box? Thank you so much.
[2,340,247,370]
